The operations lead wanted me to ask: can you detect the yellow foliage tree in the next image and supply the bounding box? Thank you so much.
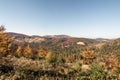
[0,25,14,57]
[45,52,52,59]
[45,52,57,63]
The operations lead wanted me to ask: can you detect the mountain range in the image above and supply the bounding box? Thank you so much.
[8,32,111,43]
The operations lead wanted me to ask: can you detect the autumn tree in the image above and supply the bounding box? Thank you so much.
[45,52,53,62]
[81,47,96,64]
[16,46,23,57]
[23,43,32,58]
[45,52,58,64]
[37,46,47,59]
[0,25,14,57]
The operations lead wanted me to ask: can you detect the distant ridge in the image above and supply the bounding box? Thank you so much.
[43,35,71,38]
[95,38,111,42]
[8,32,71,38]
[7,32,100,46]
[8,32,29,38]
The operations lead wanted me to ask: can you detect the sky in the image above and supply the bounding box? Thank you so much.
[0,0,120,38]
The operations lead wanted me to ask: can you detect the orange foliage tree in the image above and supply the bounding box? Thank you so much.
[0,25,14,57]
[81,47,95,64]
[37,46,47,59]
[23,43,32,58]
[16,46,23,57]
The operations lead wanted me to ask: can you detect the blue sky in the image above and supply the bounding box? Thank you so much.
[0,0,120,38]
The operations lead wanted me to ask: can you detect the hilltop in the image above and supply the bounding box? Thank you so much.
[8,32,108,46]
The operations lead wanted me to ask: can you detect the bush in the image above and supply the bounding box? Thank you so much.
[57,57,66,63]
[90,62,107,80]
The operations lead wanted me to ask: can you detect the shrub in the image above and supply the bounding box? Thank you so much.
[57,57,66,63]
[90,62,107,80]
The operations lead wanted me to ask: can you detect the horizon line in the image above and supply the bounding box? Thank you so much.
[7,31,118,39]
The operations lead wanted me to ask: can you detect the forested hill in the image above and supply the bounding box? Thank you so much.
[8,32,108,46]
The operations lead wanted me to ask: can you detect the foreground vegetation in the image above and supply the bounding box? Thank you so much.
[0,26,120,80]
